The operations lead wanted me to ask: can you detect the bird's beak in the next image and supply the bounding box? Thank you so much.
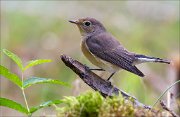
[69,20,79,24]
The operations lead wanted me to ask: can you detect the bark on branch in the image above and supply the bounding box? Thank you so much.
[60,54,151,109]
[160,100,178,117]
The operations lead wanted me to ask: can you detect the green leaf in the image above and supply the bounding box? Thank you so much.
[23,59,52,71]
[23,77,70,89]
[0,65,22,88]
[0,97,29,115]
[3,49,24,71]
[30,100,63,113]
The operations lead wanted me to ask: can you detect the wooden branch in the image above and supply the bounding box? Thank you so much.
[60,54,151,109]
[160,100,178,117]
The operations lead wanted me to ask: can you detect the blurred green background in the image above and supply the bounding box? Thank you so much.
[1,1,179,116]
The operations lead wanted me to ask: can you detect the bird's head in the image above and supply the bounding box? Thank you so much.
[69,17,106,36]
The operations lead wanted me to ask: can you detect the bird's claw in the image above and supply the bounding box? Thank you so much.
[84,65,90,71]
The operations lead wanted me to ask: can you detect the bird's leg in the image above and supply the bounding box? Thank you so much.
[89,68,105,71]
[84,65,105,71]
[107,72,115,81]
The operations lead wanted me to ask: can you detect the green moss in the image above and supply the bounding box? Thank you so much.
[56,91,164,117]
[57,91,103,117]
[99,95,134,117]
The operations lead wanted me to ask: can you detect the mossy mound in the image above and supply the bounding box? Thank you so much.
[56,91,164,117]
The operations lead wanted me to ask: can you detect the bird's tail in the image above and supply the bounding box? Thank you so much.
[134,54,171,64]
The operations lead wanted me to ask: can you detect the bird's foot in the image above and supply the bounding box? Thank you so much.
[84,65,105,72]
[84,65,90,72]
[106,80,112,85]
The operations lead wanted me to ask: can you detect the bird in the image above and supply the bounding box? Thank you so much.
[69,17,171,81]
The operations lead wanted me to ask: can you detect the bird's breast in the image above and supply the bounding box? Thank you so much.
[81,39,100,66]
[81,39,120,73]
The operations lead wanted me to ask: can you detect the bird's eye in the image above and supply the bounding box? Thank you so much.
[83,21,91,26]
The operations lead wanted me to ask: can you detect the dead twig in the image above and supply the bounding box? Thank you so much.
[60,54,151,109]
[160,100,179,117]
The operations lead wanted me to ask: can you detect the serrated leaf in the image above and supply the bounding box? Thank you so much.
[3,49,24,71]
[30,100,63,113]
[23,77,70,89]
[0,97,29,115]
[23,59,52,71]
[0,65,22,88]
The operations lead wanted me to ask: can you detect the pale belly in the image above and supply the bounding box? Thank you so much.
[81,40,120,73]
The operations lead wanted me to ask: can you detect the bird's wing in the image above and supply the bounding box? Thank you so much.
[86,33,144,77]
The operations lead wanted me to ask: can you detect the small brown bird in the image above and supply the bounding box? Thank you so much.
[69,17,170,80]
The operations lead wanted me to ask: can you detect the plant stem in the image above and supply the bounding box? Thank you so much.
[21,72,30,112]
[152,80,180,107]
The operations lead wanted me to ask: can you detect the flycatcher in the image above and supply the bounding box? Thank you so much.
[69,17,170,80]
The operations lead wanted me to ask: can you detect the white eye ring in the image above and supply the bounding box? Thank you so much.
[83,21,91,26]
